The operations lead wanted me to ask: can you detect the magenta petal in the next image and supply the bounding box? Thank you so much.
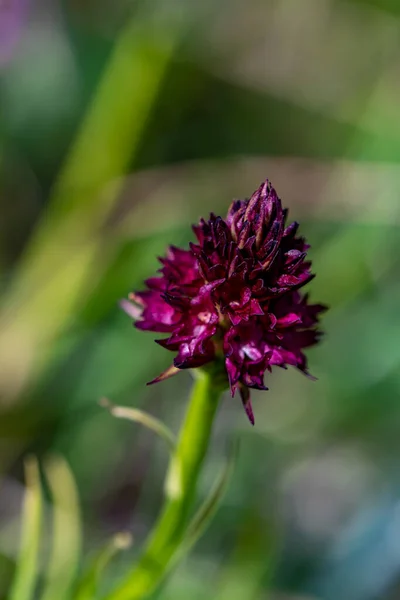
[276,313,302,328]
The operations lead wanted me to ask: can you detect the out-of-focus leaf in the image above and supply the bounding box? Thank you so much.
[170,440,238,568]
[9,456,42,600]
[40,456,81,600]
[101,397,177,452]
[143,441,237,598]
[75,532,132,600]
[0,6,184,402]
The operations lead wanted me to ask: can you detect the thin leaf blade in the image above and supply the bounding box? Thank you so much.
[9,456,43,600]
[40,456,82,600]
[75,532,132,600]
[100,398,177,452]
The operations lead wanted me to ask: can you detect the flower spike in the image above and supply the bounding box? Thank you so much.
[123,179,327,423]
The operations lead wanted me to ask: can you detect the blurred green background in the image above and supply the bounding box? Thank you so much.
[2,0,400,599]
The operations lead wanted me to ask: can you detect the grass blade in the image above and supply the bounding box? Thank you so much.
[40,456,82,600]
[75,532,132,600]
[0,7,183,401]
[9,456,43,600]
[175,440,238,562]
[100,398,177,452]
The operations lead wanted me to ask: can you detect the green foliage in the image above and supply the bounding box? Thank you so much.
[3,1,400,599]
[75,533,132,600]
[40,457,82,600]
[101,398,177,453]
[9,458,43,600]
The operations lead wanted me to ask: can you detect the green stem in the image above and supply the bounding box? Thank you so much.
[105,371,222,600]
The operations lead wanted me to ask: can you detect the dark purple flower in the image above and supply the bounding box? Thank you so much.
[123,179,326,424]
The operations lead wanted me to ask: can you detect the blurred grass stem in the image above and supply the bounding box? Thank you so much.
[0,7,182,401]
[9,457,42,600]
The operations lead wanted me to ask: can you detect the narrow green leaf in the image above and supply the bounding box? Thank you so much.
[100,398,177,452]
[40,456,82,600]
[75,532,132,600]
[142,439,238,587]
[9,456,43,600]
[177,439,238,559]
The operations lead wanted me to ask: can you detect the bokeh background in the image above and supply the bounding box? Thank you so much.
[2,1,400,599]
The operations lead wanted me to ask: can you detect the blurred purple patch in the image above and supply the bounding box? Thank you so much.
[0,0,30,67]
